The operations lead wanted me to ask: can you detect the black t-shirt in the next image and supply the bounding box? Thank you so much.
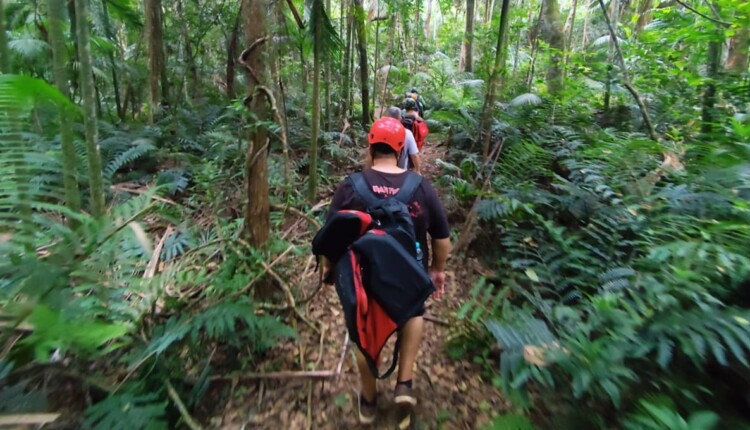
[328,168,450,267]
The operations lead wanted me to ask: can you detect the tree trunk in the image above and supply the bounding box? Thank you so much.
[0,0,9,73]
[634,0,653,34]
[459,0,476,72]
[726,27,750,75]
[341,0,353,119]
[563,0,578,51]
[48,0,81,218]
[226,9,242,99]
[242,0,271,248]
[177,0,199,99]
[702,37,721,135]
[324,0,332,129]
[144,0,166,123]
[541,0,564,96]
[75,0,105,217]
[480,0,511,159]
[67,0,79,95]
[424,0,433,39]
[597,0,658,141]
[100,0,124,120]
[309,0,324,202]
[354,0,370,126]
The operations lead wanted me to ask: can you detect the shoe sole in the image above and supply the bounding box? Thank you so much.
[359,414,375,425]
[394,395,417,406]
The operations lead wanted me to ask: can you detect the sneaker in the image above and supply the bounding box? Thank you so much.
[394,384,417,406]
[394,384,416,430]
[358,393,376,425]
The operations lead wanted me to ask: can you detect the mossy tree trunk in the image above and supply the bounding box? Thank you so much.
[75,0,106,217]
[0,0,9,73]
[48,0,81,219]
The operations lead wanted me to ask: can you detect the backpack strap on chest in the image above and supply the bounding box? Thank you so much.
[394,172,423,204]
[349,172,381,208]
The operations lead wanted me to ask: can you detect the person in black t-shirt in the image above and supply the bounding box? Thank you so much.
[326,117,451,427]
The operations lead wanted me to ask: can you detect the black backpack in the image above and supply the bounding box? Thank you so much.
[312,172,434,378]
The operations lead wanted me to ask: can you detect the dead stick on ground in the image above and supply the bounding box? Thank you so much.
[143,226,173,279]
[271,204,322,229]
[208,370,337,381]
[306,382,313,430]
[423,314,450,326]
[335,334,350,382]
[231,245,295,298]
[165,379,203,430]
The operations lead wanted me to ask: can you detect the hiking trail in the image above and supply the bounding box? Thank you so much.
[217,142,506,429]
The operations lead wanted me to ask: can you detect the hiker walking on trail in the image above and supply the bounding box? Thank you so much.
[316,117,451,428]
[385,106,421,174]
[407,88,427,118]
[401,98,429,152]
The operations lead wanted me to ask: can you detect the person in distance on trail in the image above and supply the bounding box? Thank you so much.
[326,117,451,427]
[385,106,421,174]
[409,88,427,118]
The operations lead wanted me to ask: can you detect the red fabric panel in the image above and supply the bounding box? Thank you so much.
[352,252,397,367]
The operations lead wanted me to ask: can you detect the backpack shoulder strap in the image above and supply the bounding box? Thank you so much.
[394,172,423,204]
[349,172,381,209]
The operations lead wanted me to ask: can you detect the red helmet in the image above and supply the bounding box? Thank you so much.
[368,117,406,153]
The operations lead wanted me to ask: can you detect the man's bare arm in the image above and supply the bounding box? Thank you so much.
[411,154,422,175]
[430,237,451,272]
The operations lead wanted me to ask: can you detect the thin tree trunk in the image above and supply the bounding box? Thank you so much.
[597,0,658,141]
[48,0,81,218]
[324,0,332,129]
[424,0,433,39]
[144,0,166,123]
[75,0,105,217]
[67,0,79,95]
[581,3,590,47]
[177,0,199,99]
[341,0,353,118]
[242,0,271,248]
[373,16,381,118]
[380,15,396,108]
[226,8,242,99]
[480,0,511,159]
[726,27,750,75]
[563,0,578,52]
[604,0,619,111]
[100,0,123,120]
[309,1,323,202]
[634,0,653,33]
[526,2,544,91]
[541,0,564,96]
[460,0,476,72]
[0,0,10,73]
[702,36,721,135]
[354,0,370,126]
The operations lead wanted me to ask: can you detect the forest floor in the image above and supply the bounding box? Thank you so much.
[216,142,506,429]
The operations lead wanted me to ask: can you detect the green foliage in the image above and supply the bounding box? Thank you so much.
[84,390,167,430]
[483,413,537,430]
[623,400,719,430]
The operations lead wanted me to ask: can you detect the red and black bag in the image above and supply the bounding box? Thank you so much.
[312,172,434,378]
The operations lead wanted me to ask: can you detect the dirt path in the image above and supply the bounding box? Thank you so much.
[217,142,505,429]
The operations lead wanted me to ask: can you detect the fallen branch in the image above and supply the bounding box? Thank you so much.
[271,204,322,230]
[335,334,350,382]
[423,314,450,326]
[209,370,337,381]
[165,379,203,430]
[0,414,60,426]
[110,184,177,205]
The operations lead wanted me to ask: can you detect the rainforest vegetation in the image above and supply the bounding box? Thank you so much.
[1,0,750,428]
